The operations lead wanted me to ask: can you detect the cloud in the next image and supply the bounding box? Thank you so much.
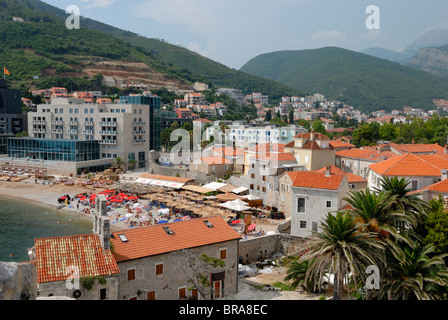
[80,0,116,8]
[187,41,218,58]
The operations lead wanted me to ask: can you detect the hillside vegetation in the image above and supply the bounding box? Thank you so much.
[240,47,448,113]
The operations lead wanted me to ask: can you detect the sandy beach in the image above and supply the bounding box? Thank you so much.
[0,176,284,235]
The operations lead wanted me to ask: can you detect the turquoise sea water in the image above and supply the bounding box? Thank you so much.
[0,195,93,262]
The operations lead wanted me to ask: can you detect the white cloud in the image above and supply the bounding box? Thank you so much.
[187,41,218,58]
[80,0,116,8]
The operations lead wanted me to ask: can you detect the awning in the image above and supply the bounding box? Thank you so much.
[202,182,228,191]
[135,178,153,184]
[231,186,249,194]
[181,185,215,194]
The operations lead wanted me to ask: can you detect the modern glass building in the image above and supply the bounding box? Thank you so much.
[7,138,101,162]
[119,95,161,151]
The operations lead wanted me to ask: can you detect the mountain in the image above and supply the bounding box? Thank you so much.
[240,47,448,113]
[1,0,302,101]
[361,29,448,64]
[407,45,448,79]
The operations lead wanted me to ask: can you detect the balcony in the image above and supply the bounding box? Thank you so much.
[133,122,146,126]
[133,139,146,144]
[99,130,117,135]
[52,129,63,134]
[84,121,94,125]
[52,121,63,125]
[99,140,117,145]
[99,122,117,126]
[69,121,79,125]
[32,120,46,125]
[67,129,78,134]
[82,130,93,134]
[133,130,146,134]
[32,129,46,133]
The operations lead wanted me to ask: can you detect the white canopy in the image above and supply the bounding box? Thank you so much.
[202,182,228,191]
[219,199,251,211]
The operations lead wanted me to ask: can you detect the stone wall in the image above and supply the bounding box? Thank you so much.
[238,234,307,264]
[0,261,37,300]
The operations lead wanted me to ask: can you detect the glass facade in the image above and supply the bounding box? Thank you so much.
[8,138,101,162]
[120,95,161,151]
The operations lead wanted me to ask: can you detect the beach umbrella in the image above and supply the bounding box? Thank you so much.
[248,224,256,231]
[125,213,133,218]
[158,220,168,224]
[173,219,182,222]
[231,220,242,225]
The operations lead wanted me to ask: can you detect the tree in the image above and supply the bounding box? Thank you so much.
[378,243,448,300]
[379,123,398,141]
[299,211,385,300]
[113,157,125,171]
[311,120,326,135]
[424,195,448,255]
[284,260,312,291]
[265,110,272,122]
[289,109,294,124]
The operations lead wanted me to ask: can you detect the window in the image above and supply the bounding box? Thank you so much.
[100,288,107,300]
[147,291,155,300]
[220,249,227,260]
[411,181,418,191]
[300,221,307,229]
[179,287,187,299]
[156,263,164,275]
[297,197,305,213]
[326,200,332,208]
[312,222,318,232]
[127,269,136,281]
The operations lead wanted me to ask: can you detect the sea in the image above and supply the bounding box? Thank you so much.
[0,195,93,262]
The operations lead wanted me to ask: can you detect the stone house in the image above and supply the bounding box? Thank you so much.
[189,155,234,179]
[110,215,241,300]
[281,167,349,238]
[30,195,120,300]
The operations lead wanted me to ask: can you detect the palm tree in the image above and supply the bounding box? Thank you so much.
[377,176,430,231]
[113,157,125,171]
[284,260,312,291]
[299,211,385,300]
[343,188,414,245]
[378,242,448,300]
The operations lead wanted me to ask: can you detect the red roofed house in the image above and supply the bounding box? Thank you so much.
[368,153,448,191]
[278,166,349,237]
[389,143,446,155]
[284,130,335,171]
[111,216,241,300]
[335,147,399,179]
[414,170,448,202]
[31,195,120,300]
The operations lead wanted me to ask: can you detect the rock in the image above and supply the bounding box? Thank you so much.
[0,261,37,300]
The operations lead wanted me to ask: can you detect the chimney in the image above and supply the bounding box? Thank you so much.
[442,169,448,181]
[93,194,111,250]
[310,129,315,141]
[325,165,331,177]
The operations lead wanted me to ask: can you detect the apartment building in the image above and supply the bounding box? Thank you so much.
[6,97,152,174]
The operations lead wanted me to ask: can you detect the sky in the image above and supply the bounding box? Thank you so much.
[43,0,448,69]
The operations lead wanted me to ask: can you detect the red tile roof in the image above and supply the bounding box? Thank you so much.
[248,143,285,153]
[293,132,330,140]
[369,153,448,176]
[329,140,356,149]
[34,234,120,284]
[110,216,240,262]
[201,156,232,165]
[250,152,296,162]
[314,165,366,183]
[421,178,448,193]
[286,171,345,190]
[213,147,245,157]
[336,148,398,161]
[140,174,192,183]
[389,143,446,155]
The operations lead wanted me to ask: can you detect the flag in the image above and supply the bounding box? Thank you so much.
[4,68,10,76]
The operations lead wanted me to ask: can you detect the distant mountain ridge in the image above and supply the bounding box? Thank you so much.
[240,46,448,113]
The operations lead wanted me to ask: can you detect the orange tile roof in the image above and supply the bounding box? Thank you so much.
[314,165,366,183]
[369,153,448,176]
[329,140,356,149]
[286,171,345,190]
[250,152,296,162]
[336,148,398,161]
[293,132,330,140]
[34,234,120,284]
[201,156,232,165]
[110,216,241,262]
[248,143,285,153]
[421,179,448,193]
[389,143,446,154]
[213,147,245,157]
